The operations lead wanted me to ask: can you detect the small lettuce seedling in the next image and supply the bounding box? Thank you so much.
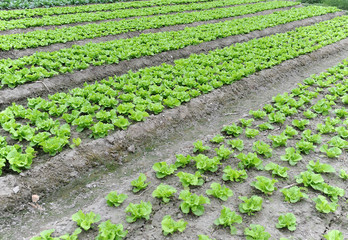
[320,145,342,158]
[263,104,274,113]
[295,171,324,189]
[222,166,248,182]
[244,224,270,240]
[316,123,335,134]
[301,129,322,144]
[313,195,338,214]
[59,228,82,240]
[105,191,128,207]
[295,139,316,154]
[292,119,309,130]
[245,128,260,139]
[214,145,233,160]
[240,118,254,128]
[328,136,348,149]
[334,108,348,118]
[72,210,101,231]
[192,154,221,173]
[268,111,286,124]
[335,126,348,139]
[323,230,344,240]
[236,152,263,170]
[265,162,288,178]
[283,125,298,138]
[227,138,244,151]
[89,122,114,139]
[179,190,210,216]
[96,221,128,240]
[125,201,152,223]
[193,140,211,153]
[276,213,297,231]
[210,134,225,144]
[239,195,263,215]
[280,186,308,203]
[268,133,288,148]
[280,147,303,166]
[174,154,192,168]
[257,122,274,131]
[214,206,242,235]
[152,184,177,203]
[249,109,267,119]
[325,117,341,126]
[307,160,335,173]
[177,171,204,188]
[161,215,187,236]
[252,141,272,158]
[131,173,150,193]
[152,162,177,178]
[206,182,233,201]
[339,169,348,180]
[222,123,243,137]
[30,229,58,240]
[303,110,317,119]
[250,176,278,195]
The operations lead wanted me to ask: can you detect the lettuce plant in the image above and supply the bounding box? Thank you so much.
[59,228,82,240]
[249,109,266,119]
[276,213,297,231]
[222,123,243,137]
[113,116,130,130]
[257,122,274,131]
[280,147,302,166]
[328,136,348,149]
[125,201,152,223]
[89,122,114,139]
[295,171,324,189]
[72,210,101,231]
[250,176,278,195]
[30,229,58,240]
[198,235,215,240]
[193,140,211,153]
[152,184,177,203]
[105,191,128,207]
[236,152,263,170]
[319,183,344,203]
[325,117,341,126]
[192,154,221,173]
[227,138,244,151]
[161,215,187,236]
[295,139,315,154]
[214,145,233,160]
[316,123,335,134]
[7,146,36,173]
[264,162,288,178]
[339,169,348,180]
[301,129,322,144]
[283,125,298,138]
[179,190,210,216]
[245,128,260,138]
[335,126,348,139]
[280,186,308,203]
[263,104,275,113]
[222,166,248,182]
[244,224,270,240]
[152,162,177,178]
[292,119,309,130]
[319,145,342,158]
[303,110,317,119]
[131,173,150,193]
[174,154,192,168]
[239,118,254,128]
[268,133,288,148]
[239,196,263,215]
[334,108,348,118]
[176,171,204,188]
[206,182,233,201]
[307,160,335,173]
[323,230,344,240]
[95,221,128,240]
[72,115,94,132]
[313,195,338,213]
[268,111,286,124]
[252,140,272,158]
[214,206,242,235]
[210,134,225,144]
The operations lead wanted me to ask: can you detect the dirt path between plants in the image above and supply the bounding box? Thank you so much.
[0,9,343,109]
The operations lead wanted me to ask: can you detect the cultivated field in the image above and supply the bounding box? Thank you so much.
[0,0,347,239]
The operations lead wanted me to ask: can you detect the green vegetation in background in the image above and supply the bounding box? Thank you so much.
[300,0,348,10]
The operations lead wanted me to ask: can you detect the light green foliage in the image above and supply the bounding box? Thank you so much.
[312,99,332,115]
[174,154,192,168]
[244,224,270,240]
[292,119,310,130]
[89,122,114,139]
[317,123,335,134]
[276,213,297,231]
[125,201,152,223]
[313,195,338,213]
[335,126,348,139]
[198,235,215,240]
[59,228,81,240]
[335,108,348,118]
[161,215,187,236]
[320,144,342,158]
[6,146,36,173]
[222,123,243,137]
[245,128,260,138]
[240,118,254,128]
[280,147,302,166]
[95,221,128,240]
[295,171,324,189]
[177,171,204,188]
[105,191,128,207]
[131,173,150,193]
[71,210,101,231]
[227,138,244,151]
[324,230,344,240]
[264,162,288,178]
[268,111,286,124]
[236,152,263,170]
[152,184,177,203]
[214,206,242,235]
[339,169,348,180]
[239,195,263,215]
[268,133,288,148]
[283,125,298,138]
[303,110,317,119]
[249,109,267,119]
[214,145,233,160]
[301,129,322,144]
[30,229,58,240]
[251,176,278,195]
[152,162,177,178]
[193,140,210,153]
[252,140,272,158]
[325,117,341,126]
[192,154,221,173]
[258,122,274,131]
[296,139,316,154]
[70,137,81,149]
[210,134,225,144]
[206,182,233,201]
[39,136,69,156]
[179,190,210,216]
[281,186,308,203]
[307,160,335,173]
[222,166,248,182]
[263,104,275,113]
[328,136,348,149]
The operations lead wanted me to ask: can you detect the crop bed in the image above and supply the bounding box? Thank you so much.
[0,0,347,239]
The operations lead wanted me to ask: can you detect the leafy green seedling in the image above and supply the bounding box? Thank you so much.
[258,122,274,131]
[263,104,274,113]
[72,210,101,231]
[325,117,341,126]
[301,129,322,144]
[280,147,302,166]
[265,162,288,178]
[198,235,215,240]
[222,166,248,182]
[339,170,348,180]
[307,160,335,173]
[206,182,233,201]
[236,152,263,170]
[335,126,348,139]
[70,137,81,149]
[179,190,210,216]
[59,228,81,240]
[240,118,254,128]
[30,229,58,240]
[105,191,128,207]
[249,110,267,119]
[244,224,270,240]
[292,119,309,130]
[328,136,348,149]
[296,140,316,154]
[222,123,243,137]
[268,133,288,148]
[131,173,150,193]
[283,125,298,138]
[125,201,152,223]
[320,145,342,158]
[251,176,278,195]
[313,195,338,213]
[227,138,244,151]
[303,110,317,119]
[152,162,177,178]
[152,184,177,203]
[239,195,263,215]
[214,206,242,235]
[192,154,221,173]
[295,171,324,189]
[276,213,297,231]
[214,145,233,160]
[268,111,286,124]
[245,128,260,138]
[193,140,210,153]
[95,221,127,240]
[89,122,114,139]
[210,134,225,144]
[323,230,344,240]
[317,123,335,134]
[161,215,187,236]
[252,141,272,158]
[334,108,348,118]
[319,183,344,203]
[174,154,192,168]
[280,186,308,203]
[177,171,204,189]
